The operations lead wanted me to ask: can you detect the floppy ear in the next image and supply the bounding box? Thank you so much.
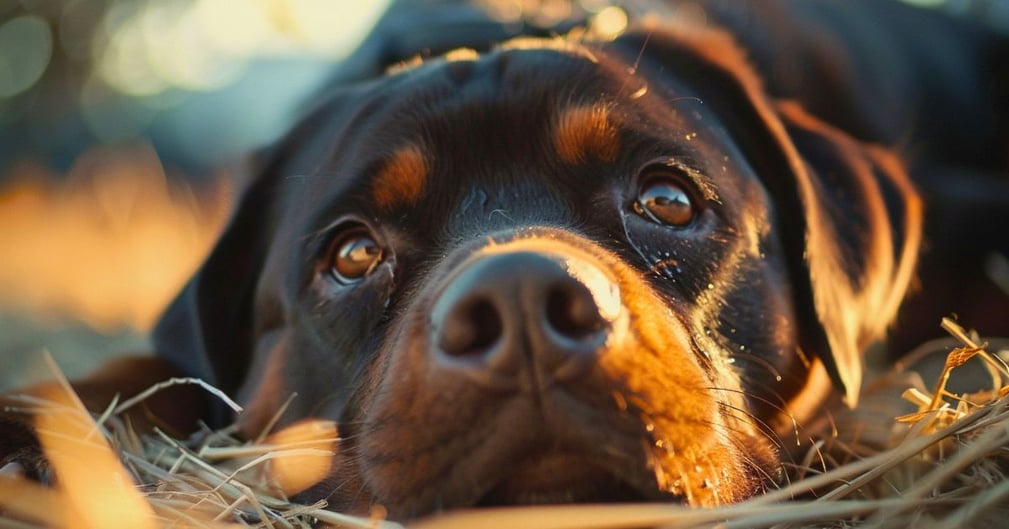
[152,156,279,425]
[152,88,370,425]
[620,22,922,405]
[771,101,922,406]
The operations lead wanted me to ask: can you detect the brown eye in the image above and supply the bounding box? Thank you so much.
[635,173,696,227]
[329,228,383,283]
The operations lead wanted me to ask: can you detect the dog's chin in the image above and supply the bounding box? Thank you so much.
[473,452,671,508]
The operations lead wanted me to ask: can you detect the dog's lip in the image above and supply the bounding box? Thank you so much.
[473,451,666,507]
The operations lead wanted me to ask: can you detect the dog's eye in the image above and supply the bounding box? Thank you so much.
[329,227,383,283]
[635,172,695,227]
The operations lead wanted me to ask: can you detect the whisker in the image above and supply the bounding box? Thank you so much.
[689,416,783,488]
[715,400,787,453]
[730,351,785,382]
[708,385,800,447]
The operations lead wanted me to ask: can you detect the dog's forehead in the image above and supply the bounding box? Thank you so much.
[362,44,620,214]
[278,37,756,244]
[281,44,629,214]
[373,43,626,160]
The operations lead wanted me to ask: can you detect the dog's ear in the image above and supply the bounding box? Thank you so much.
[770,101,922,406]
[152,89,367,425]
[152,153,279,425]
[620,24,922,405]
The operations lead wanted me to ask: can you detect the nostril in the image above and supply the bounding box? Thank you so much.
[545,283,605,341]
[438,298,503,357]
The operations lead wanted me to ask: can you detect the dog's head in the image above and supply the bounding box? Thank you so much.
[154,20,920,518]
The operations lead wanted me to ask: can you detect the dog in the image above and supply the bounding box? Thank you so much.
[3,0,1009,520]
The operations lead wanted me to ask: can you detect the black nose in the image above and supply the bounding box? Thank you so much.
[430,250,622,388]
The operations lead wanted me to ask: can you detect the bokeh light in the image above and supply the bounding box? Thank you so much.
[0,0,392,175]
[0,15,52,98]
[90,0,390,97]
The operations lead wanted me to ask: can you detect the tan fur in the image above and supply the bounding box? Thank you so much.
[372,145,430,211]
[553,104,620,164]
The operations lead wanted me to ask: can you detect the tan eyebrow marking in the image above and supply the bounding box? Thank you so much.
[372,144,430,210]
[553,104,620,164]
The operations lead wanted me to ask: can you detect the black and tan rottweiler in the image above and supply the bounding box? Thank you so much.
[3,0,1009,519]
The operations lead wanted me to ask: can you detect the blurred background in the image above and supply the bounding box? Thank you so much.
[0,0,390,388]
[1,0,1008,390]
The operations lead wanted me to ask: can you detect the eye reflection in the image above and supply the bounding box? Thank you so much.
[636,175,695,227]
[330,228,383,283]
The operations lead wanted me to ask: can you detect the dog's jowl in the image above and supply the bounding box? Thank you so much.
[4,0,1009,520]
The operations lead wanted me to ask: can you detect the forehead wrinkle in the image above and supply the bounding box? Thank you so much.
[553,103,620,165]
[371,144,430,210]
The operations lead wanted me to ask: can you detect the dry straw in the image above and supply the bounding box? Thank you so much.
[2,317,1007,528]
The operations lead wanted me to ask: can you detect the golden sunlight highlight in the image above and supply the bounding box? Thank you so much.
[0,145,230,331]
[34,358,157,528]
[263,418,339,496]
